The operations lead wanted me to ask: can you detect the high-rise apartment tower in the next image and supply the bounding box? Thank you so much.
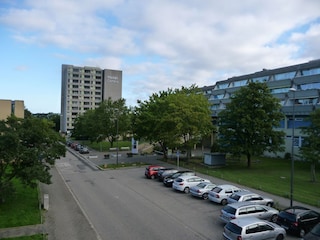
[60,64,122,134]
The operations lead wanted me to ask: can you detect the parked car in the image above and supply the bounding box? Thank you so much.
[163,171,196,187]
[190,182,216,200]
[227,191,274,207]
[303,222,320,240]
[145,165,165,179]
[208,184,243,205]
[172,176,211,193]
[79,146,89,154]
[220,202,279,224]
[223,217,286,240]
[276,206,320,237]
[157,168,178,182]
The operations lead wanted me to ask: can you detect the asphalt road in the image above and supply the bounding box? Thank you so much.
[55,151,300,240]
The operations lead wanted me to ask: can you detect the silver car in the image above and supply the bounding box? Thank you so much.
[190,182,216,200]
[223,217,286,240]
[220,202,279,224]
[227,191,274,207]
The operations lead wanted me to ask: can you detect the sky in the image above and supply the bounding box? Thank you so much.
[1,0,320,113]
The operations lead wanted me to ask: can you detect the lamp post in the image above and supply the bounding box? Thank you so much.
[116,116,119,166]
[289,87,296,207]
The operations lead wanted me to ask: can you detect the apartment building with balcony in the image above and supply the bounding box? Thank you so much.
[60,64,122,134]
[0,99,24,120]
[202,59,320,158]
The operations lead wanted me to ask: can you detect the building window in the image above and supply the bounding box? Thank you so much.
[73,74,79,78]
[271,87,290,94]
[251,76,268,82]
[72,79,79,83]
[232,80,247,87]
[274,71,296,80]
[300,82,320,90]
[217,83,229,89]
[84,75,90,78]
[302,67,320,76]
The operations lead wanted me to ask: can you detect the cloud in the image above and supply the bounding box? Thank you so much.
[1,0,320,109]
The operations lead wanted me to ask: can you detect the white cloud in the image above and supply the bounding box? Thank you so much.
[1,0,320,110]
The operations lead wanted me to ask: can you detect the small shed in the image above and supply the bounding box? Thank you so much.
[204,153,226,166]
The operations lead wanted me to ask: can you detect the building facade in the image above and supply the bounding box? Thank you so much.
[0,99,24,120]
[202,59,320,158]
[60,64,122,134]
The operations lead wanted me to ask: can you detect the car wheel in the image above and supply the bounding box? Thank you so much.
[276,234,284,240]
[151,175,155,179]
[271,214,278,223]
[184,187,190,193]
[202,193,209,200]
[266,202,273,207]
[299,229,306,237]
[221,199,228,205]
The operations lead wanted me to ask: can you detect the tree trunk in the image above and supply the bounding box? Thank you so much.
[311,163,317,182]
[247,152,251,168]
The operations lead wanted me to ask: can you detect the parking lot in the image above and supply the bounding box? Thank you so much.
[62,148,306,239]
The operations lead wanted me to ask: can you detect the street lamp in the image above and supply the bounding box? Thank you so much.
[116,115,119,166]
[289,87,296,207]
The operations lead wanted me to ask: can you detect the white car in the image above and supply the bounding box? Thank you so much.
[190,182,216,200]
[208,184,242,205]
[223,217,286,240]
[227,191,274,206]
[172,176,210,193]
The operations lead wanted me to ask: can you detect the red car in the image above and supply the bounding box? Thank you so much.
[144,165,164,179]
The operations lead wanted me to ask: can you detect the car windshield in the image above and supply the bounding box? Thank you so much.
[225,222,242,234]
[279,211,297,221]
[222,205,237,215]
[311,223,320,235]
[197,182,207,188]
[230,194,241,201]
[212,187,222,193]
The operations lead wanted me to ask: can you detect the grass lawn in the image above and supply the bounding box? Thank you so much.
[1,235,44,240]
[167,155,320,208]
[0,180,41,228]
[79,140,131,152]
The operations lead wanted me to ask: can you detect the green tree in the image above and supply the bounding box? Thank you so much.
[133,85,213,159]
[72,98,130,147]
[0,116,66,202]
[299,108,320,182]
[218,82,285,168]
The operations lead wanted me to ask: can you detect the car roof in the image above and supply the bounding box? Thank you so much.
[176,175,204,180]
[216,184,239,189]
[226,201,264,209]
[282,206,311,214]
[230,217,269,227]
[230,191,255,196]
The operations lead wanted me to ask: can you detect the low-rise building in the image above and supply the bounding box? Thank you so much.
[202,59,320,158]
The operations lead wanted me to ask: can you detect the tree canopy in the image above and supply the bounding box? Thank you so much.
[72,98,131,147]
[218,82,285,167]
[0,116,66,202]
[132,85,214,159]
[299,108,320,182]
